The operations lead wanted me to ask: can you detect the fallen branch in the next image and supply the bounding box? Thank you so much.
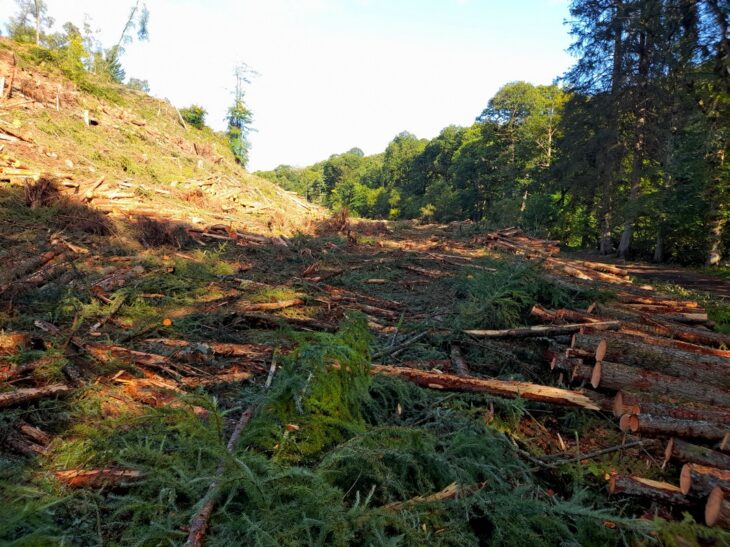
[465,321,619,338]
[0,384,71,408]
[54,467,143,489]
[384,481,487,511]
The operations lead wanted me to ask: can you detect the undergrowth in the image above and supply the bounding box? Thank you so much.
[0,315,651,545]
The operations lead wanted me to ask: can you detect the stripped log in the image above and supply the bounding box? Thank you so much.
[620,414,730,442]
[370,364,601,410]
[664,438,730,470]
[706,486,730,528]
[592,361,730,407]
[0,384,71,408]
[572,333,730,388]
[54,468,143,489]
[608,475,690,505]
[464,321,619,339]
[680,464,730,496]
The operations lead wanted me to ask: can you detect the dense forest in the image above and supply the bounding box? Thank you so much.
[258,0,729,265]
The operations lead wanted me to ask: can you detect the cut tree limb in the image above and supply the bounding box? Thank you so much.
[0,384,71,408]
[465,321,619,338]
[54,468,143,489]
[608,475,690,505]
[370,364,601,410]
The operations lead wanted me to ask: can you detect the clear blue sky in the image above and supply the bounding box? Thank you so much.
[0,0,574,170]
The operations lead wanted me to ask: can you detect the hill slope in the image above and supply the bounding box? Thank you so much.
[0,38,320,236]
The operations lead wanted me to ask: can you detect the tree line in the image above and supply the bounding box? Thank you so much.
[258,0,728,265]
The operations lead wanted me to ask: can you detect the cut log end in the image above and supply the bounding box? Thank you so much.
[706,486,728,527]
[590,361,602,389]
[619,413,639,433]
[595,339,607,362]
[680,464,692,495]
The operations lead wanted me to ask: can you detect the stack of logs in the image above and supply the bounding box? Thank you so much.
[482,228,730,528]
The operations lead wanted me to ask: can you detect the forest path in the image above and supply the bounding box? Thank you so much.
[574,253,730,301]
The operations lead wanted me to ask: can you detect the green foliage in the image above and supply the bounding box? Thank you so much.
[454,261,582,330]
[180,104,207,130]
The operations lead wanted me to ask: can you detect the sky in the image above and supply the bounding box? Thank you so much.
[0,0,574,171]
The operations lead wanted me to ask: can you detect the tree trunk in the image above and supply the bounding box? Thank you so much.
[370,364,601,410]
[608,474,690,505]
[613,391,730,425]
[664,438,730,470]
[581,326,730,358]
[621,414,730,442]
[592,360,730,406]
[572,333,730,387]
[680,463,730,496]
[464,321,619,338]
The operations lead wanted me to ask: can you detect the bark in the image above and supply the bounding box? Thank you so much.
[550,355,583,373]
[613,391,730,425]
[464,321,619,339]
[15,420,52,446]
[664,438,730,470]
[370,364,602,410]
[608,474,690,505]
[572,333,730,387]
[621,414,730,442]
[144,338,273,360]
[0,384,71,408]
[593,360,730,406]
[680,463,730,496]
[581,326,730,358]
[593,304,710,325]
[54,468,143,489]
[450,345,470,376]
[706,486,730,528]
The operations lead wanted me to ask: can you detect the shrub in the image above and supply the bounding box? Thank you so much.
[179,104,207,130]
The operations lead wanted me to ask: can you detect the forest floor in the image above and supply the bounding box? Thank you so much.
[573,252,730,302]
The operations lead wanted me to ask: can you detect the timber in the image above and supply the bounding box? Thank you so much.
[613,391,730,425]
[370,364,601,410]
[620,414,730,442]
[54,468,143,489]
[581,326,730,358]
[664,438,730,470]
[680,463,730,496]
[592,360,730,407]
[572,333,730,387]
[608,475,690,505]
[0,385,71,408]
[464,321,619,338]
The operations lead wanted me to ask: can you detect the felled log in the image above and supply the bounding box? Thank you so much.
[321,284,402,311]
[54,467,143,489]
[608,475,690,505]
[572,333,730,388]
[399,264,450,278]
[144,338,273,360]
[593,304,709,325]
[592,361,730,407]
[613,392,730,425]
[235,298,305,312]
[611,290,699,308]
[370,364,601,410]
[550,355,583,373]
[464,321,619,339]
[0,384,71,408]
[620,414,730,442]
[706,486,730,528]
[621,314,730,349]
[664,438,730,470]
[570,363,595,384]
[581,326,730,358]
[233,312,336,333]
[530,304,607,325]
[616,303,705,315]
[3,432,46,456]
[680,463,730,496]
